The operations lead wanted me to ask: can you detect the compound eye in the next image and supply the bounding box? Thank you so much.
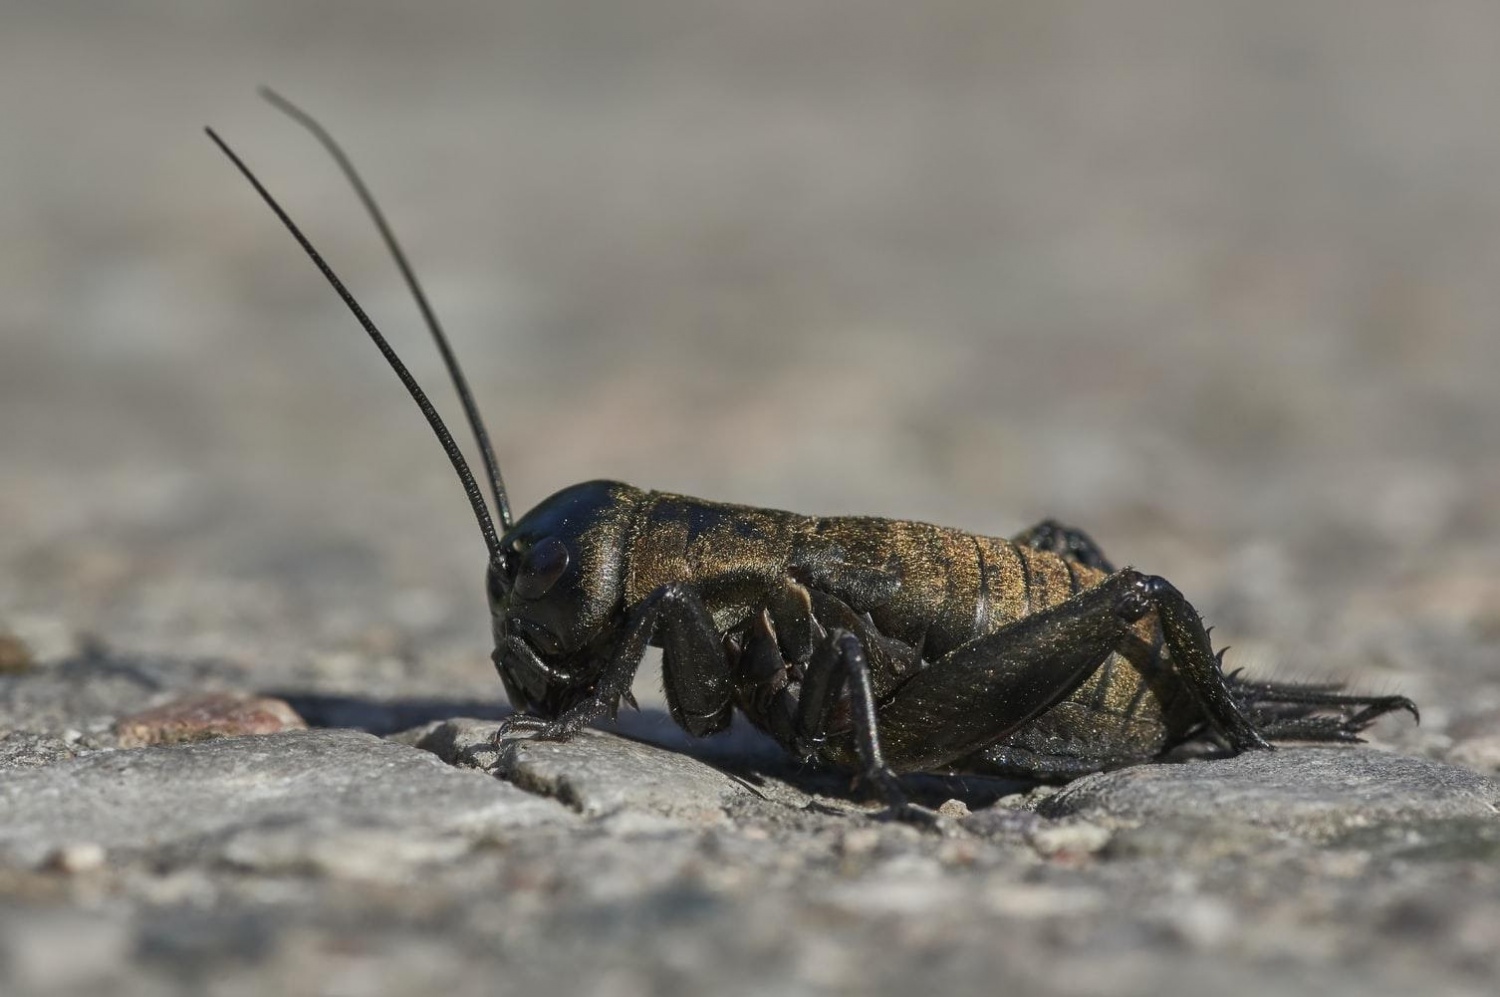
[514,537,570,600]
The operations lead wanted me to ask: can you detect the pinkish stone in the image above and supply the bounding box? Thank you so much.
[114,693,307,748]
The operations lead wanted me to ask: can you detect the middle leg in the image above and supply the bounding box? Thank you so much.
[1011,518,1116,572]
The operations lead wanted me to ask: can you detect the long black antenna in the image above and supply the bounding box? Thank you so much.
[257,87,513,530]
[206,127,503,558]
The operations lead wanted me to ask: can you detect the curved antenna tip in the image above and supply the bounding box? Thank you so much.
[204,124,504,557]
[257,86,293,112]
[257,89,515,530]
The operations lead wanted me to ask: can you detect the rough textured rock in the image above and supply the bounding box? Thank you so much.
[7,4,1500,996]
[0,729,571,869]
[0,732,78,771]
[1042,748,1500,841]
[415,719,753,823]
[0,654,249,737]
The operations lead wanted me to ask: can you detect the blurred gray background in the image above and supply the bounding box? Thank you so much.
[3,1,1498,726]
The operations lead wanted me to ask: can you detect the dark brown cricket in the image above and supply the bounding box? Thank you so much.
[207,93,1417,822]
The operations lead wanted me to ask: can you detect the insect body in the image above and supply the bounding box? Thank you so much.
[491,481,1414,797]
[210,94,1417,820]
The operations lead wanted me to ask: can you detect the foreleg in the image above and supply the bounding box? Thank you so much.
[500,583,734,739]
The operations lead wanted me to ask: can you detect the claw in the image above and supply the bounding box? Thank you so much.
[869,800,964,836]
[605,687,641,719]
[851,765,962,834]
[492,713,548,748]
[1350,696,1421,727]
[494,696,609,743]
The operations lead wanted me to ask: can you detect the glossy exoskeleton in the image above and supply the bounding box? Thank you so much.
[209,94,1418,820]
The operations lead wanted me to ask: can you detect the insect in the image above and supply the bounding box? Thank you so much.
[208,93,1418,822]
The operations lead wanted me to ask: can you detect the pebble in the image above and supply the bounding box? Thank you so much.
[1028,820,1113,858]
[0,634,33,673]
[43,842,107,875]
[114,693,307,747]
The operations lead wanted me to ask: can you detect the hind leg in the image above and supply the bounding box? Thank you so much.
[866,569,1270,776]
[1224,673,1418,741]
[956,668,1421,778]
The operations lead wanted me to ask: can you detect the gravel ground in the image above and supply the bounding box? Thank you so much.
[3,3,1499,995]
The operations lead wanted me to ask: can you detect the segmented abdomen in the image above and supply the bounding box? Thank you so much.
[972,535,1180,740]
[805,518,1104,654]
[623,495,1185,743]
[808,517,1179,740]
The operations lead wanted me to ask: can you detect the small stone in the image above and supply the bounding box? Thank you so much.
[0,634,34,673]
[114,693,307,747]
[1028,820,1112,858]
[962,807,1044,840]
[937,798,971,819]
[993,784,1061,811]
[43,842,107,874]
